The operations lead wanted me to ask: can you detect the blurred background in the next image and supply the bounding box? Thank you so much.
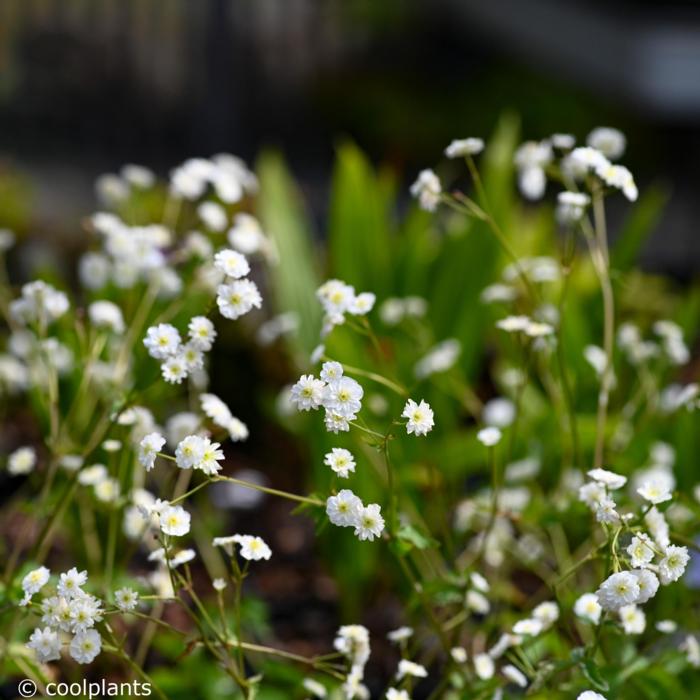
[1,0,700,277]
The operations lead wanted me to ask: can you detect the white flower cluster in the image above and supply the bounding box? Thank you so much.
[316,279,376,336]
[10,280,69,327]
[23,567,104,664]
[143,316,216,384]
[201,392,249,442]
[334,624,371,699]
[214,248,263,320]
[290,361,364,433]
[326,490,385,542]
[169,154,258,203]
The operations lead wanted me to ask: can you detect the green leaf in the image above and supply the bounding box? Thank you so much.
[581,658,610,692]
[397,523,438,550]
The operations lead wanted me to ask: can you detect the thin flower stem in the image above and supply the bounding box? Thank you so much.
[332,359,408,397]
[169,479,210,505]
[213,476,323,507]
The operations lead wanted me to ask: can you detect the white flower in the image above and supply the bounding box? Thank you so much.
[228,213,266,255]
[334,624,371,668]
[627,534,655,568]
[596,571,640,611]
[482,398,515,428]
[470,572,490,592]
[27,626,62,663]
[402,398,434,436]
[386,690,409,700]
[512,618,543,636]
[574,593,602,624]
[410,169,442,211]
[577,692,607,700]
[181,342,204,370]
[631,569,659,604]
[197,438,224,475]
[20,567,51,605]
[78,464,107,486]
[587,468,627,490]
[143,324,181,360]
[324,448,356,478]
[502,664,528,688]
[238,535,272,561]
[160,505,191,536]
[387,627,413,643]
[324,412,350,434]
[619,604,645,634]
[595,161,638,201]
[69,629,102,664]
[115,587,139,611]
[556,190,590,224]
[681,635,700,668]
[316,279,355,319]
[138,432,165,471]
[587,127,626,160]
[216,279,262,319]
[214,249,250,279]
[445,138,484,158]
[320,361,343,383]
[637,479,672,504]
[645,506,670,548]
[213,578,227,592]
[188,316,217,352]
[658,545,689,584]
[161,354,189,384]
[656,619,677,634]
[473,652,494,680]
[533,601,559,629]
[8,446,36,476]
[349,292,376,316]
[354,503,385,542]
[477,427,502,447]
[595,497,620,524]
[466,590,490,614]
[290,374,326,411]
[326,489,363,527]
[551,133,575,149]
[497,314,531,332]
[414,339,461,378]
[175,435,206,469]
[514,141,552,200]
[58,568,87,599]
[88,300,125,333]
[450,646,468,663]
[396,659,427,680]
[324,377,364,420]
[198,201,228,231]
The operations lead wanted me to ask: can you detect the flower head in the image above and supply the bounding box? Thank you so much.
[324,448,356,478]
[138,432,165,471]
[402,399,434,436]
[160,505,191,537]
[410,169,441,211]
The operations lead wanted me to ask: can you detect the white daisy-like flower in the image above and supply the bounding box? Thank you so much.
[477,426,502,447]
[237,535,272,561]
[473,652,495,680]
[410,169,442,212]
[631,569,659,604]
[619,604,645,634]
[197,438,224,475]
[161,354,189,384]
[627,534,655,568]
[466,589,490,614]
[214,249,250,279]
[595,161,638,201]
[27,626,62,663]
[595,496,620,524]
[216,279,262,320]
[450,646,468,663]
[159,505,191,537]
[69,629,102,664]
[323,411,350,434]
[20,566,51,606]
[213,578,227,592]
[138,432,165,471]
[578,482,606,507]
[58,568,87,600]
[645,506,670,548]
[396,659,427,680]
[596,571,640,611]
[637,479,672,504]
[319,361,343,383]
[386,689,408,700]
[681,635,700,668]
[114,587,139,611]
[445,137,484,158]
[574,593,602,624]
[188,316,217,351]
[556,190,590,225]
[324,448,356,478]
[587,468,627,490]
[402,398,434,436]
[348,292,376,316]
[656,619,677,634]
[326,489,363,527]
[78,464,107,486]
[658,545,689,584]
[533,601,559,629]
[181,342,204,371]
[143,323,181,360]
[290,374,326,411]
[324,377,364,420]
[8,446,37,476]
[496,315,531,333]
[198,201,228,231]
[577,692,607,700]
[175,435,206,469]
[88,300,125,333]
[354,503,385,542]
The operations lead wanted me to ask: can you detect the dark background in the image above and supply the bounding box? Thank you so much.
[1,0,700,276]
